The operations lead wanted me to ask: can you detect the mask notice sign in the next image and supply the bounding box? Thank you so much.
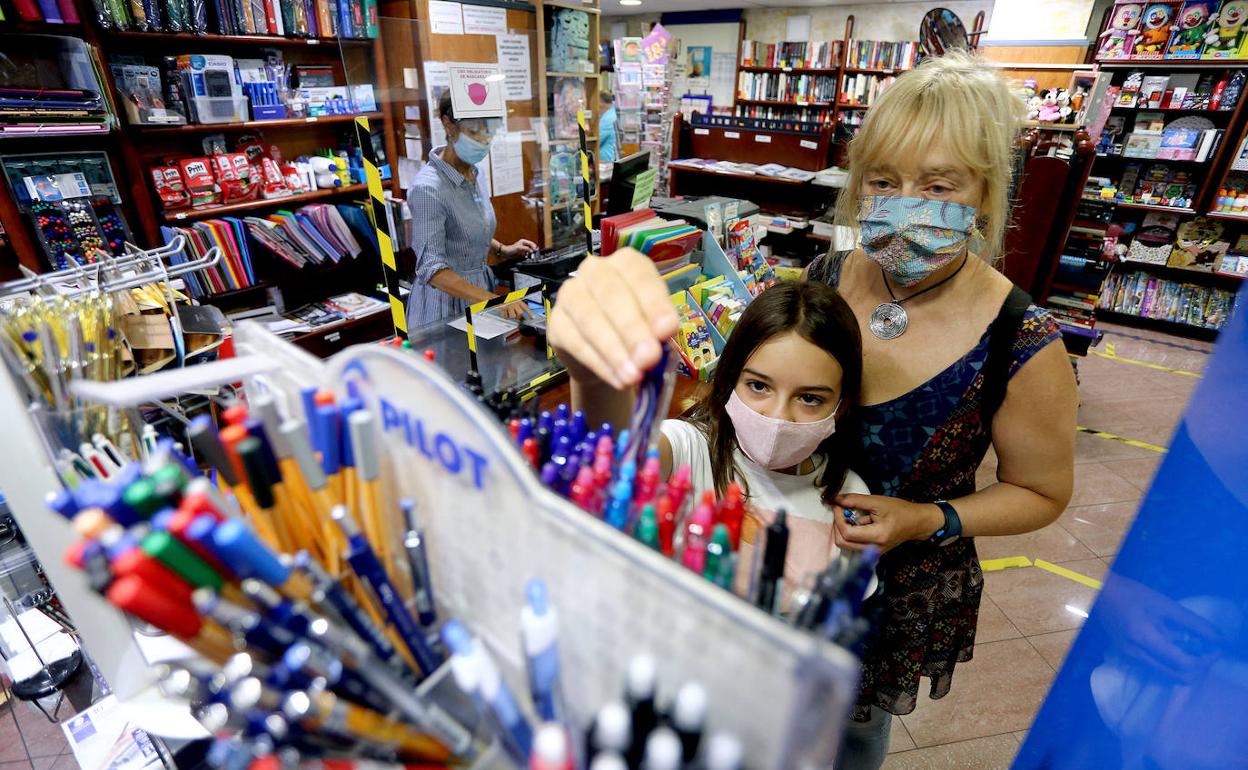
[447,63,506,119]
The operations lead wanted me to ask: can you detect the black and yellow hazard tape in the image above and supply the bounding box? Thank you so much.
[1092,342,1201,377]
[354,116,407,340]
[577,109,593,258]
[464,283,550,373]
[1076,425,1167,454]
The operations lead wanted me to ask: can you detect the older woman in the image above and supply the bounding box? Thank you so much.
[806,51,1077,769]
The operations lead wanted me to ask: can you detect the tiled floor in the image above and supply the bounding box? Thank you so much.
[0,695,76,770]
[880,322,1216,770]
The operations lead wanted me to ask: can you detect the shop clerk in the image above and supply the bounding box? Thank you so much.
[406,91,537,328]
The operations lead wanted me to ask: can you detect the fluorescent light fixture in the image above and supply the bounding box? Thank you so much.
[620,0,642,6]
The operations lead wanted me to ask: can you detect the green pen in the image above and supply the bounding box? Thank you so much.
[141,531,223,592]
[635,503,661,550]
[149,463,189,503]
[123,478,165,520]
[705,524,734,588]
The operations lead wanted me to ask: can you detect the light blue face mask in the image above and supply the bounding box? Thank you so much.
[453,131,491,166]
[858,195,977,287]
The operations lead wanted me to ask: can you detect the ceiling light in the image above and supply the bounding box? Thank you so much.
[620,0,642,6]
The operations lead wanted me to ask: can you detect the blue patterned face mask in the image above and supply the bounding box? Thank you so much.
[858,195,977,287]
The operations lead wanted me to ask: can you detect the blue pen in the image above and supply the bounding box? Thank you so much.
[615,430,631,463]
[400,498,437,627]
[842,508,862,526]
[290,551,418,684]
[569,410,587,444]
[332,505,440,676]
[313,404,341,479]
[442,621,533,761]
[517,418,534,445]
[604,478,633,529]
[556,403,570,422]
[520,578,561,722]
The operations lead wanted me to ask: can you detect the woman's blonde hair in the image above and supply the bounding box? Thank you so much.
[833,50,1025,261]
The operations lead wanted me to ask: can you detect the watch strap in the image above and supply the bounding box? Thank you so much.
[929,500,962,545]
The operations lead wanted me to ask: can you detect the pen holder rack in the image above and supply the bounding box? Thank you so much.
[230,323,860,770]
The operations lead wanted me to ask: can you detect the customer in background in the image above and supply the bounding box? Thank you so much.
[804,51,1078,769]
[406,91,537,328]
[598,90,619,164]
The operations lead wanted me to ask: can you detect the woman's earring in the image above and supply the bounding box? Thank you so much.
[969,227,987,255]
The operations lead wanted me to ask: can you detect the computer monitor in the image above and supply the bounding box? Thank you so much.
[606,150,654,216]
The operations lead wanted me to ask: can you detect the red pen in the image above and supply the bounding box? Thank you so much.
[508,418,522,442]
[522,437,540,469]
[682,502,713,573]
[570,466,598,514]
[222,403,249,426]
[720,482,745,549]
[657,494,677,557]
[668,465,692,512]
[423,349,436,362]
[635,453,661,507]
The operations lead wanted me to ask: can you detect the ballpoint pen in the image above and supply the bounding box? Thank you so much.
[756,510,789,616]
[520,578,561,723]
[348,410,396,587]
[441,620,533,762]
[672,683,707,763]
[625,655,657,768]
[400,498,436,627]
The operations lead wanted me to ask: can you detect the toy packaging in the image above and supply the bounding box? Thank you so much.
[1170,217,1227,269]
[1116,70,1145,106]
[671,294,718,381]
[1099,1,1146,59]
[1203,0,1248,57]
[1166,0,1218,57]
[1132,2,1182,58]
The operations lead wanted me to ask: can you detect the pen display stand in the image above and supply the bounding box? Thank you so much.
[233,323,860,770]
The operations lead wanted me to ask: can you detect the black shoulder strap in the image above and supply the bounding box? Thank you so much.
[808,249,852,287]
[981,285,1032,427]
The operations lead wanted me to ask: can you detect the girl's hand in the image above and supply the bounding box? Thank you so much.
[548,248,679,390]
[832,493,945,553]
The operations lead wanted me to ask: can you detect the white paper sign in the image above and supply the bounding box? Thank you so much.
[495,34,532,102]
[754,134,772,143]
[428,0,463,34]
[448,62,506,119]
[490,131,525,196]
[405,104,422,121]
[800,139,817,149]
[462,3,506,35]
[423,61,451,147]
[724,131,740,139]
[694,128,709,135]
[403,67,421,90]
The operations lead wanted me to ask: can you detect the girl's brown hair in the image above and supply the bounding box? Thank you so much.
[688,281,862,508]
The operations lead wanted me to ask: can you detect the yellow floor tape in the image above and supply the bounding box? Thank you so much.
[980,556,1033,572]
[1093,345,1201,378]
[1034,559,1104,590]
[979,556,1105,590]
[1076,426,1167,454]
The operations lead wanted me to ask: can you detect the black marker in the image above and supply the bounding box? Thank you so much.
[756,509,789,615]
[625,655,658,769]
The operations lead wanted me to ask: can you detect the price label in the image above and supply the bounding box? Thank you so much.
[755,135,772,143]
[800,140,817,149]
[725,131,740,139]
[695,128,710,135]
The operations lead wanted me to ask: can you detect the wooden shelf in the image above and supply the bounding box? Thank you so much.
[1025,121,1080,131]
[1082,197,1196,214]
[1096,153,1209,164]
[102,29,373,46]
[843,66,906,75]
[1098,308,1220,338]
[542,0,600,13]
[546,71,599,78]
[670,166,809,185]
[1206,210,1248,221]
[739,66,840,74]
[1118,258,1243,280]
[837,103,870,109]
[737,98,834,108]
[134,111,383,134]
[1097,58,1248,67]
[161,183,368,222]
[1110,105,1234,114]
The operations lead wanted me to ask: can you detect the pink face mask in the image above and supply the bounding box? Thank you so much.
[724,390,839,471]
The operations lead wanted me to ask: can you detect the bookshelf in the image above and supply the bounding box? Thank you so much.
[0,0,404,356]
[535,0,600,247]
[732,15,920,136]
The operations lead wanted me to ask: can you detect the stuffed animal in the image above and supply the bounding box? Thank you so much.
[1026,94,1042,121]
[1098,1,1145,58]
[1037,90,1063,122]
[1166,0,1215,57]
[1056,90,1074,122]
[1203,0,1248,57]
[1131,2,1178,56]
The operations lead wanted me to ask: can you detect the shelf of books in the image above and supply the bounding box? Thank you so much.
[732,22,918,132]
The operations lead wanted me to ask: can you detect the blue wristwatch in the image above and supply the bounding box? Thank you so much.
[929,500,962,547]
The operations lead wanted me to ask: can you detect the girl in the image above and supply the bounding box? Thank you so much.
[550,277,869,594]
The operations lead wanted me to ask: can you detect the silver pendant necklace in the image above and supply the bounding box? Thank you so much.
[870,255,970,340]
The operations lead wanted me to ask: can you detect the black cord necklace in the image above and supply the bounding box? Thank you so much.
[869,253,970,340]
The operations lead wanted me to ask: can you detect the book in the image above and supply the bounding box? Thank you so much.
[1123,132,1162,158]
[1140,75,1170,107]
[1157,127,1201,160]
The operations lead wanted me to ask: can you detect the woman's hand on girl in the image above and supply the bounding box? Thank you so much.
[548,248,679,391]
[832,493,945,553]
